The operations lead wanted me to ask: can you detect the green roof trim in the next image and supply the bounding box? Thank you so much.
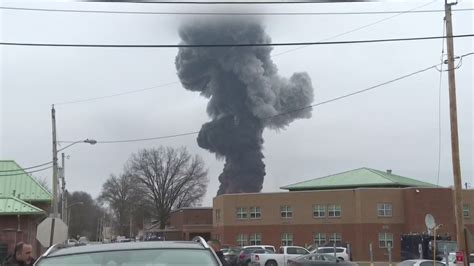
[0,160,53,201]
[281,167,438,191]
[0,197,46,215]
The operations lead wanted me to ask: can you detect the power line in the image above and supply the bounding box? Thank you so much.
[2,34,473,48]
[67,1,370,4]
[59,131,200,144]
[1,5,472,15]
[0,161,53,173]
[274,0,436,56]
[0,165,53,177]
[55,81,179,105]
[52,1,436,106]
[60,55,474,144]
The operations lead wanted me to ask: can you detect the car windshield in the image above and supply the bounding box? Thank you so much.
[37,249,218,266]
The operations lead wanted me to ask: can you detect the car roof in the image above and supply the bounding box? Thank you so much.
[45,241,208,257]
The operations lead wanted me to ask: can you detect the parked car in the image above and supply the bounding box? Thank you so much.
[396,260,446,266]
[34,236,222,266]
[250,246,310,266]
[244,245,277,253]
[239,247,268,266]
[314,247,350,261]
[223,246,243,266]
[287,253,358,266]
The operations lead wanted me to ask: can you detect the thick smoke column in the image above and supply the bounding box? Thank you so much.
[176,18,314,195]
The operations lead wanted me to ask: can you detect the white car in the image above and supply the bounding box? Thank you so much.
[244,245,276,253]
[250,246,310,266]
[397,259,446,266]
[314,247,350,261]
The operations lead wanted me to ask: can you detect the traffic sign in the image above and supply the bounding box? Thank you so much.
[36,217,68,247]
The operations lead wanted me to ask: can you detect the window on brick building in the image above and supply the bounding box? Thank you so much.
[313,233,326,246]
[329,233,342,245]
[328,204,341,217]
[281,233,293,246]
[250,207,261,219]
[313,205,326,218]
[464,204,470,218]
[281,205,293,218]
[215,209,221,223]
[377,203,393,217]
[236,207,247,219]
[250,233,262,245]
[236,234,248,246]
[379,232,393,248]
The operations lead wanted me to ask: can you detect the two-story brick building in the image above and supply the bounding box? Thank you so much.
[212,167,474,261]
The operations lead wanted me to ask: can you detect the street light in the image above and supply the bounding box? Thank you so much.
[52,138,97,216]
[58,139,97,152]
[67,202,84,229]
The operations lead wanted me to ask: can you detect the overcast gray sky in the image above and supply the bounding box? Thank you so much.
[1,0,473,206]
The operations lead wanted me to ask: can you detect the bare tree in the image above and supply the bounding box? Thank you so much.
[33,176,51,193]
[127,146,208,229]
[98,173,145,237]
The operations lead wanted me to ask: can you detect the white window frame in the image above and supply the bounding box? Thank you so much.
[236,234,248,246]
[236,207,247,220]
[313,205,326,218]
[328,204,341,217]
[281,205,293,218]
[464,204,470,218]
[377,203,393,217]
[249,233,262,245]
[379,232,394,248]
[329,233,342,244]
[250,207,261,219]
[314,233,326,246]
[281,233,294,246]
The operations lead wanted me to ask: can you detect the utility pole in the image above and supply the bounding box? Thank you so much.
[444,1,467,265]
[51,105,59,218]
[61,153,66,220]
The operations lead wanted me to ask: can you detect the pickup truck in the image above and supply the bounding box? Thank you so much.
[250,246,310,266]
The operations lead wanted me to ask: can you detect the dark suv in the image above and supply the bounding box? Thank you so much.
[34,237,221,266]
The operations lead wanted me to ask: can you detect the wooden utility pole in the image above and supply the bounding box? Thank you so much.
[61,152,66,220]
[444,1,467,265]
[51,105,59,217]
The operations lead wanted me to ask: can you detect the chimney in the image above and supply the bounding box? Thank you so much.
[386,169,392,174]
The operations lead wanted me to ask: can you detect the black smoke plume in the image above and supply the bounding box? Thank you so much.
[176,18,314,195]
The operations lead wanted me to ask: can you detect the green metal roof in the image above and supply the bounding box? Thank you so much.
[281,167,438,191]
[0,197,46,215]
[0,160,52,201]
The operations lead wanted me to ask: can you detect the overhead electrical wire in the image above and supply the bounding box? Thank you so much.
[51,0,437,106]
[274,0,436,56]
[2,34,473,48]
[0,161,53,173]
[1,5,472,15]
[0,165,53,177]
[54,81,180,105]
[59,53,474,145]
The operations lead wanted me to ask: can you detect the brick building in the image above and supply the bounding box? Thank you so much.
[0,160,52,261]
[212,167,474,261]
[143,207,213,241]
